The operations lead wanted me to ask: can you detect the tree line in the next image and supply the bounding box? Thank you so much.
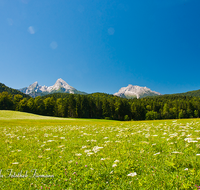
[1,91,200,120]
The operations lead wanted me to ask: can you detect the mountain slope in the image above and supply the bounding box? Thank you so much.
[114,84,161,99]
[19,78,87,97]
[0,83,30,98]
[175,89,200,97]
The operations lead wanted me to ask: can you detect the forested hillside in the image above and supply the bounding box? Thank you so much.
[176,89,200,97]
[1,89,200,120]
[0,83,30,98]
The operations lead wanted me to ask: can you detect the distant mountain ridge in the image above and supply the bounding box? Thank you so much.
[19,78,87,97]
[2,79,200,99]
[114,84,161,99]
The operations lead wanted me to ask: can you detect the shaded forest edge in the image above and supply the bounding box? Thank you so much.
[1,89,200,120]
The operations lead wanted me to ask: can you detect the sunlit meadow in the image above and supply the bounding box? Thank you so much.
[1,111,200,189]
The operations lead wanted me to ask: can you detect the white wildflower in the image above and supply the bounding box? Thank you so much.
[75,153,82,156]
[171,151,183,154]
[84,149,91,153]
[47,140,54,142]
[58,145,65,148]
[44,134,49,137]
[127,172,137,177]
[185,138,198,143]
[140,149,144,153]
[93,146,103,153]
[112,164,117,167]
[105,141,111,143]
[91,139,97,142]
[87,152,94,156]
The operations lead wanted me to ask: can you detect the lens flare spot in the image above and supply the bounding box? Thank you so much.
[7,18,13,26]
[21,0,30,4]
[108,27,115,35]
[28,26,35,34]
[50,41,58,49]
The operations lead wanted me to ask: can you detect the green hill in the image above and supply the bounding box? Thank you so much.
[0,83,30,98]
[175,89,200,97]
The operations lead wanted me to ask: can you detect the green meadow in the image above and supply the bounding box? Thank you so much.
[0,110,200,189]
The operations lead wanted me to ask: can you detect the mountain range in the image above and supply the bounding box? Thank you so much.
[1,78,200,99]
[18,78,161,98]
[19,78,87,98]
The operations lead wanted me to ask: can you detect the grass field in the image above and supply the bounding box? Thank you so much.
[0,110,200,189]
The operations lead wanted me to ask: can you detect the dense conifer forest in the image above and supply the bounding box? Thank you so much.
[1,88,200,120]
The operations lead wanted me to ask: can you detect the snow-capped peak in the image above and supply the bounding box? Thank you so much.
[24,81,39,94]
[55,78,68,85]
[114,84,161,99]
[33,81,38,85]
[46,78,74,92]
[31,81,39,88]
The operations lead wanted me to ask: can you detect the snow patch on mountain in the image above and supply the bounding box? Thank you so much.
[114,84,161,99]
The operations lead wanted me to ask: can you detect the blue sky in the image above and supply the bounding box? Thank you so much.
[0,0,200,95]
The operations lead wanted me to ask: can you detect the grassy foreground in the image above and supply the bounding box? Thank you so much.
[0,111,200,189]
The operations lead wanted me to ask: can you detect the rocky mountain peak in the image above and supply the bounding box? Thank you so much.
[114,84,161,99]
[19,78,86,97]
